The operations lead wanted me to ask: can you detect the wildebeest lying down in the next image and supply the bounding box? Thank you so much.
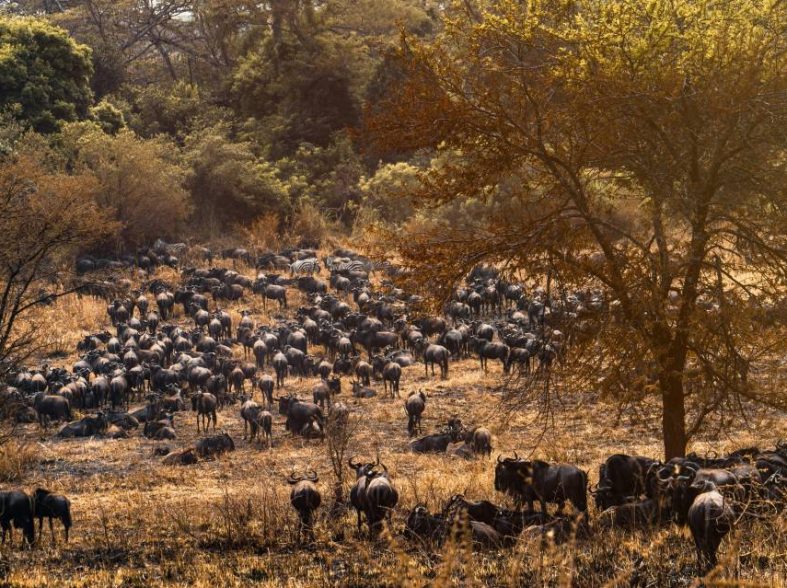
[162,447,199,466]
[0,490,35,545]
[405,505,505,549]
[32,488,72,543]
[196,432,235,459]
[57,412,109,438]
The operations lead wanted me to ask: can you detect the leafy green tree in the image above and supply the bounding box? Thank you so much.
[0,16,93,132]
[184,125,292,230]
[90,99,125,134]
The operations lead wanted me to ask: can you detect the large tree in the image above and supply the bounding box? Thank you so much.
[368,0,787,458]
[0,16,93,132]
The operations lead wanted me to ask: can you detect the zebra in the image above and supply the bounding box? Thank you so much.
[331,260,371,274]
[290,258,319,275]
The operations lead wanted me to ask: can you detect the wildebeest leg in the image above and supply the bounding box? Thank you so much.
[49,518,55,543]
[540,499,548,514]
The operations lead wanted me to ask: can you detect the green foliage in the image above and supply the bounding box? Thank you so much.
[359,161,421,225]
[130,82,226,142]
[0,16,93,133]
[90,99,125,134]
[184,125,292,229]
[232,31,363,157]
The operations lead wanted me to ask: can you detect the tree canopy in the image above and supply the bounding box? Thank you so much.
[367,0,787,458]
[0,16,93,132]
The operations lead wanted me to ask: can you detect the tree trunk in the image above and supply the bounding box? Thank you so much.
[660,368,687,460]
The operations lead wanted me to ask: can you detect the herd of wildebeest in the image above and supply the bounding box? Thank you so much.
[2,240,786,574]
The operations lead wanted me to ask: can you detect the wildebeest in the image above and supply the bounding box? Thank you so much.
[195,432,235,459]
[363,465,399,536]
[348,457,375,535]
[240,397,273,447]
[405,505,504,549]
[422,344,450,379]
[272,351,289,388]
[277,395,324,439]
[382,361,401,398]
[405,390,426,437]
[287,471,321,543]
[595,454,661,510]
[494,455,588,516]
[466,427,493,457]
[33,393,72,429]
[32,488,71,543]
[57,412,109,438]
[410,425,463,454]
[312,377,341,409]
[597,498,668,531]
[162,447,199,466]
[255,374,275,407]
[687,480,735,570]
[191,392,218,432]
[0,490,35,545]
[351,380,376,398]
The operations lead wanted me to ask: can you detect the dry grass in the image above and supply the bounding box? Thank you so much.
[3,261,786,587]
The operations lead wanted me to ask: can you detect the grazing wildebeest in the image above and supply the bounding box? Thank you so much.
[0,490,35,545]
[32,488,71,543]
[287,471,321,543]
[687,480,735,570]
[195,432,235,459]
[423,344,450,379]
[263,285,287,309]
[191,392,218,432]
[405,391,426,437]
[494,455,588,516]
[382,361,401,398]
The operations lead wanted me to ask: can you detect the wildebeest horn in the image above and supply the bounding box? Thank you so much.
[513,451,519,461]
[657,467,672,481]
[306,470,318,482]
[286,472,302,484]
[704,449,718,460]
[348,456,361,469]
[497,454,504,464]
[776,438,787,449]
[683,462,700,472]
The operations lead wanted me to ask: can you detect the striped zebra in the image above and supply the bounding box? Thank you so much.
[290,258,319,275]
[331,260,371,274]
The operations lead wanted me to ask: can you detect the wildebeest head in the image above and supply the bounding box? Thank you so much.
[494,453,530,496]
[348,456,376,479]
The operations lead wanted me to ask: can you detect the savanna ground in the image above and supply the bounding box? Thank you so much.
[1,257,786,588]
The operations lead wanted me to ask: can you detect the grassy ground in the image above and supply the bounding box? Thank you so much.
[2,262,786,587]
